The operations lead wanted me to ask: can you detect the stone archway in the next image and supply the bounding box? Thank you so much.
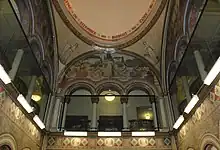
[0,134,17,150]
[200,134,220,150]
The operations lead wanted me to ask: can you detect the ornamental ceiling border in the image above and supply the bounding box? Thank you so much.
[63,0,157,42]
[52,0,167,49]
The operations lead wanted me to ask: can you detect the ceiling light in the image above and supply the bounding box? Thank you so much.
[173,115,184,129]
[144,113,152,120]
[98,132,121,137]
[33,115,45,129]
[184,95,199,114]
[31,91,41,102]
[105,93,115,101]
[132,131,155,136]
[17,94,33,113]
[0,64,11,84]
[64,131,87,137]
[204,57,220,85]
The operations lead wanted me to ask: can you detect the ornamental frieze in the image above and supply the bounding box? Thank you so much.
[47,136,172,149]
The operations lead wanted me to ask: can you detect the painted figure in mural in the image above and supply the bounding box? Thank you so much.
[143,41,158,63]
[62,42,78,63]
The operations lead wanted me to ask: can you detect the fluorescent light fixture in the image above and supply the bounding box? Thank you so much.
[64,131,87,136]
[17,94,33,113]
[132,131,155,136]
[98,132,121,137]
[204,57,220,85]
[0,64,11,84]
[173,115,184,129]
[184,95,199,114]
[33,115,45,129]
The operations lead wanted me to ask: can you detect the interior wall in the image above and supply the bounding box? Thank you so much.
[0,89,42,149]
[176,80,220,150]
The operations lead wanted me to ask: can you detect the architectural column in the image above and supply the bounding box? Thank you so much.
[39,94,48,122]
[26,76,37,103]
[45,93,54,129]
[150,97,158,130]
[194,50,207,81]
[61,96,70,130]
[91,96,99,131]
[50,95,63,131]
[164,95,175,130]
[158,97,168,130]
[121,97,129,130]
[9,49,24,80]
[181,76,191,103]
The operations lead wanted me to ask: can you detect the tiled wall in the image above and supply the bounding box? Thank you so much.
[177,80,220,150]
[0,89,42,149]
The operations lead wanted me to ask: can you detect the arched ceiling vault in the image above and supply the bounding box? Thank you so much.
[52,0,168,94]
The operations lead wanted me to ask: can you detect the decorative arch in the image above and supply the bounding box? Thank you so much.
[184,0,206,38]
[183,0,191,36]
[174,35,188,63]
[200,134,220,150]
[28,34,45,65]
[14,0,34,35]
[0,134,17,150]
[124,81,160,96]
[95,81,124,95]
[166,60,177,86]
[62,81,96,95]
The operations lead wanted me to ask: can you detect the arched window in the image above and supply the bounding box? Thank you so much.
[65,89,92,131]
[127,90,154,131]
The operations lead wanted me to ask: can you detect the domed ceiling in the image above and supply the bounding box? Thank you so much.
[53,0,167,48]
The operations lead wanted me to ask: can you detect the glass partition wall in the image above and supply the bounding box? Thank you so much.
[0,0,51,123]
[58,95,161,132]
[169,1,220,123]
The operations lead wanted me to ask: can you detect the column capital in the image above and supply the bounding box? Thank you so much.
[91,96,99,103]
[55,95,65,102]
[120,96,128,104]
[149,96,156,104]
[157,96,164,101]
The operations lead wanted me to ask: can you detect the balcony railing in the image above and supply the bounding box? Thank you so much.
[58,95,163,132]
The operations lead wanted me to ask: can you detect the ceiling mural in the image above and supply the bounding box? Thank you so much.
[58,52,160,89]
[63,0,157,41]
[53,0,167,48]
